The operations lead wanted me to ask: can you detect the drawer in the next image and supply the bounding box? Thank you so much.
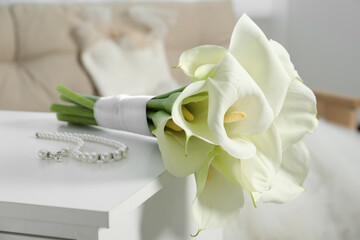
[0,231,71,240]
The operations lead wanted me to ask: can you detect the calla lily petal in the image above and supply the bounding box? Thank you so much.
[211,149,247,188]
[229,14,292,116]
[241,124,282,193]
[194,148,215,197]
[194,164,210,197]
[211,124,282,194]
[275,80,318,151]
[269,40,302,82]
[194,63,217,80]
[172,80,217,145]
[152,111,213,177]
[178,45,227,81]
[207,53,273,159]
[261,140,310,203]
[192,166,244,230]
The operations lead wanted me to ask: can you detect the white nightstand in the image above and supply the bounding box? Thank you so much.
[0,111,222,240]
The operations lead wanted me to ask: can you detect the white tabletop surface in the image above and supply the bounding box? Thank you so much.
[0,111,171,228]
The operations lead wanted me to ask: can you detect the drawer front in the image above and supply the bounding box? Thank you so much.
[0,231,71,240]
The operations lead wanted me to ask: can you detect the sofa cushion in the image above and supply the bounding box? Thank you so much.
[12,4,76,60]
[0,4,96,112]
[0,54,94,112]
[0,7,15,61]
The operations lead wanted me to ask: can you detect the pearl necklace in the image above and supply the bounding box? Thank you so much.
[36,132,128,164]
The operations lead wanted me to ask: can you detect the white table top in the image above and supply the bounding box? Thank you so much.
[0,111,171,228]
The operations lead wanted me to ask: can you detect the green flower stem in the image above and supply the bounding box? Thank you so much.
[146,111,156,119]
[56,85,95,110]
[60,94,99,105]
[148,122,156,132]
[59,95,73,104]
[151,85,186,99]
[146,111,159,129]
[81,94,100,103]
[147,110,171,129]
[146,92,181,113]
[57,113,98,126]
[50,104,94,118]
[190,229,202,238]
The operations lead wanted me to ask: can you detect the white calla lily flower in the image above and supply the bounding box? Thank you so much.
[178,45,227,81]
[172,53,274,160]
[208,53,274,159]
[152,13,318,232]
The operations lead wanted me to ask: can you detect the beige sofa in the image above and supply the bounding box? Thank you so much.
[0,1,235,112]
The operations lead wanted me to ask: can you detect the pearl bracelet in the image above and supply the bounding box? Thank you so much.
[36,132,128,164]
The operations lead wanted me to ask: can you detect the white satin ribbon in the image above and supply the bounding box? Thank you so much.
[94,95,153,136]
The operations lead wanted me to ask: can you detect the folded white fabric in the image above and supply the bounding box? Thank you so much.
[76,5,179,97]
[94,94,153,136]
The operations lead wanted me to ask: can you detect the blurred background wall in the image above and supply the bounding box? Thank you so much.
[288,0,360,97]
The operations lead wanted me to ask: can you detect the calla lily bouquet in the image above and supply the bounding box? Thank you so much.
[51,14,318,234]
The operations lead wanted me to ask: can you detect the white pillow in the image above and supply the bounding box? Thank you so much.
[82,37,178,96]
[77,5,179,96]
